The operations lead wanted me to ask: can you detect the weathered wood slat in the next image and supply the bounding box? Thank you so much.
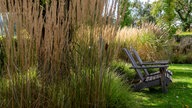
[130,65,169,69]
[139,61,169,65]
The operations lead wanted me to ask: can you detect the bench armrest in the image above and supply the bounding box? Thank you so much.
[138,60,169,65]
[130,65,169,69]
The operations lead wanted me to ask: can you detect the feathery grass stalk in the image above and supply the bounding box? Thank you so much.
[0,0,134,107]
[116,23,170,61]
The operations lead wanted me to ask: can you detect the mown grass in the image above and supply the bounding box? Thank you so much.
[133,64,192,108]
[176,32,192,37]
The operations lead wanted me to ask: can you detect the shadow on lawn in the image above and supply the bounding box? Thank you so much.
[153,81,192,108]
[140,81,192,95]
[137,81,192,108]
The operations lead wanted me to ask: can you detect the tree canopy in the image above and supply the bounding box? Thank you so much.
[151,0,192,32]
[131,0,155,26]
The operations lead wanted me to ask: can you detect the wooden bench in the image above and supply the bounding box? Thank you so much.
[130,47,173,76]
[123,48,172,93]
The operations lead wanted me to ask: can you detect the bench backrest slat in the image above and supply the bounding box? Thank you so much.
[123,48,144,81]
[131,47,149,75]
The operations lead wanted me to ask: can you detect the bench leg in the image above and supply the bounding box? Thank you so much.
[162,82,168,93]
[160,67,168,93]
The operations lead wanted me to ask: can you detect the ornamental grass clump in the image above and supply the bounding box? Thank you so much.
[0,0,137,107]
[116,23,170,61]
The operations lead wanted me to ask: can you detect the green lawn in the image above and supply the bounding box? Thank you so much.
[176,32,192,37]
[133,64,192,108]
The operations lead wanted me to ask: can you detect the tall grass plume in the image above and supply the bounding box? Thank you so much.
[0,0,139,107]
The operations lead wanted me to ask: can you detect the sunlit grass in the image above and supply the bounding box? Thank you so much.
[116,23,169,61]
[176,32,192,36]
[133,64,192,108]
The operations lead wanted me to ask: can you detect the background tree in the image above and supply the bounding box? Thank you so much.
[120,0,156,27]
[175,0,192,31]
[131,0,155,26]
[151,0,176,34]
[120,0,132,27]
[151,0,192,32]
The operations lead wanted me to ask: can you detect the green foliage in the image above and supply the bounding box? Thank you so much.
[106,72,139,108]
[120,0,133,27]
[175,0,192,31]
[151,0,192,33]
[110,60,136,81]
[131,1,156,25]
[151,0,176,35]
[120,0,156,27]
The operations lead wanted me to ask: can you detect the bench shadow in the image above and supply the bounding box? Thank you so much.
[139,81,192,107]
[140,81,192,94]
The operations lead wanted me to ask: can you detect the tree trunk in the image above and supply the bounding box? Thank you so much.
[182,22,191,32]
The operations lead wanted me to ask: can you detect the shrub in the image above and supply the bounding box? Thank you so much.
[170,52,192,64]
[106,72,139,108]
[170,36,192,64]
[110,60,136,82]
